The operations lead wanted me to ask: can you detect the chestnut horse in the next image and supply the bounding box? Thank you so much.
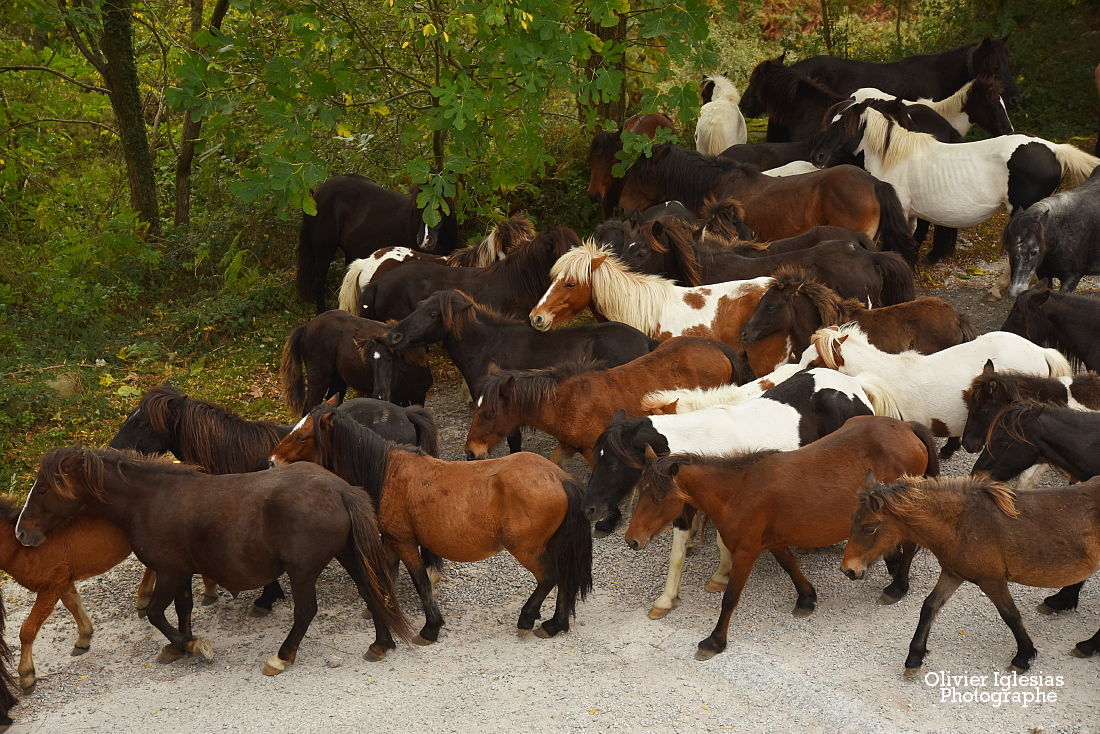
[616,144,919,264]
[625,415,936,660]
[269,405,592,642]
[528,241,791,376]
[464,336,748,463]
[843,474,1100,670]
[587,112,678,218]
[14,448,411,674]
[0,590,15,727]
[0,498,131,690]
[741,268,975,359]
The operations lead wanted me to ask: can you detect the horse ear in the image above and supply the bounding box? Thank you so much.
[324,394,341,407]
[864,469,878,492]
[778,50,788,64]
[838,334,849,343]
[591,252,609,271]
[643,444,658,461]
[983,359,995,376]
[611,409,629,425]
[486,361,500,374]
[318,411,335,428]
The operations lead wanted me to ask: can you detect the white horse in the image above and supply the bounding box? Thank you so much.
[851,74,1013,138]
[642,363,803,413]
[695,75,747,155]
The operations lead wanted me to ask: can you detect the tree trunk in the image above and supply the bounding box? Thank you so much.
[580,15,628,127]
[820,0,833,54]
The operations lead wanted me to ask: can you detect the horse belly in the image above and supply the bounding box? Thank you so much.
[905,162,1007,228]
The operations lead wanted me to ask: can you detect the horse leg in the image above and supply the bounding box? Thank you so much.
[394,545,444,644]
[58,583,93,654]
[938,436,961,461]
[978,579,1036,671]
[880,541,918,603]
[649,527,692,619]
[145,572,197,664]
[704,532,731,593]
[1016,464,1048,490]
[507,428,523,454]
[200,575,219,605]
[135,567,156,616]
[1038,580,1085,614]
[926,226,958,264]
[695,546,758,660]
[262,573,318,676]
[593,503,622,537]
[250,581,287,616]
[335,550,397,661]
[172,581,212,661]
[510,548,569,638]
[1071,625,1100,658]
[905,568,963,669]
[769,547,816,616]
[17,590,61,690]
[912,219,929,244]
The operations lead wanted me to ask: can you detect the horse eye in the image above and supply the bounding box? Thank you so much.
[863,525,878,535]
[565,283,575,290]
[430,312,439,318]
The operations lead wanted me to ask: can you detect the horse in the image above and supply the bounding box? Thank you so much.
[641,362,805,415]
[741,268,974,359]
[842,473,1100,671]
[790,37,1020,108]
[0,589,16,728]
[358,227,580,322]
[336,214,536,314]
[626,415,935,660]
[616,144,919,264]
[851,73,1014,138]
[594,201,700,255]
[14,447,412,674]
[528,241,793,376]
[587,112,678,218]
[719,137,820,171]
[809,103,1100,260]
[297,174,460,313]
[999,168,1100,298]
[805,324,1073,457]
[620,216,914,305]
[279,310,432,414]
[584,368,890,619]
[973,402,1100,483]
[463,336,748,464]
[738,55,844,142]
[696,75,747,155]
[268,404,593,642]
[1001,281,1100,372]
[0,498,131,690]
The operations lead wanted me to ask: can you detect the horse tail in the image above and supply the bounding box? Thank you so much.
[280,324,308,416]
[0,589,18,724]
[1052,144,1100,186]
[339,487,413,644]
[957,311,978,342]
[871,251,915,305]
[542,478,594,624]
[907,420,941,477]
[338,259,371,314]
[358,281,379,320]
[855,372,903,420]
[405,405,440,457]
[1043,347,1073,378]
[296,211,317,304]
[714,341,755,384]
[872,179,920,267]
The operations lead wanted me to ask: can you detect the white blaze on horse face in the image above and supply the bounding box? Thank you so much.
[290,415,308,434]
[419,222,429,248]
[15,479,38,537]
[531,274,565,325]
[373,351,381,360]
[476,396,483,408]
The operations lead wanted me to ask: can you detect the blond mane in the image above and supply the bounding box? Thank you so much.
[860,107,937,171]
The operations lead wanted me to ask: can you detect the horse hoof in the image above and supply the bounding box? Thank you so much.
[136,606,148,619]
[361,607,373,620]
[71,645,90,657]
[19,673,35,691]
[694,647,719,661]
[248,605,272,618]
[1069,646,1092,659]
[261,655,287,676]
[792,605,814,618]
[363,645,387,663]
[201,594,219,606]
[1036,601,1069,615]
[648,606,672,620]
[187,637,215,662]
[156,644,186,665]
[704,580,727,593]
[413,635,435,647]
[1007,663,1030,673]
[879,591,904,605]
[592,528,612,539]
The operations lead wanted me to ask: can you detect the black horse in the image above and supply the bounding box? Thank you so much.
[738,55,845,142]
[1001,281,1100,372]
[298,174,460,313]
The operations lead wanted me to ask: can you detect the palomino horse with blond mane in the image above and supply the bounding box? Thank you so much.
[529,241,792,377]
[843,473,1100,671]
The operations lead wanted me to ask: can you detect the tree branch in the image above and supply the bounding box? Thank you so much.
[0,65,109,94]
[2,117,118,135]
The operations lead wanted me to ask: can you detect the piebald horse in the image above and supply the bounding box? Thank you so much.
[850,74,1014,138]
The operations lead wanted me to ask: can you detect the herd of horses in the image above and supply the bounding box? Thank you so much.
[7,37,1100,725]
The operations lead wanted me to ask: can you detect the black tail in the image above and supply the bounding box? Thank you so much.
[358,281,379,320]
[908,421,941,477]
[714,340,755,384]
[958,311,978,342]
[542,479,594,624]
[0,590,18,725]
[873,179,919,267]
[279,324,309,416]
[872,251,915,305]
[405,405,439,457]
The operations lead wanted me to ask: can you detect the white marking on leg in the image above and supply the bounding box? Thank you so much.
[653,527,690,612]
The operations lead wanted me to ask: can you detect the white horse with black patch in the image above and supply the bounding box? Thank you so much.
[695,74,748,155]
[851,73,1014,138]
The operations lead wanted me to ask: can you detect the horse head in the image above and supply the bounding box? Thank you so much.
[972,36,1019,109]
[810,100,870,167]
[1003,209,1048,298]
[15,447,97,547]
[739,55,786,118]
[963,74,1014,136]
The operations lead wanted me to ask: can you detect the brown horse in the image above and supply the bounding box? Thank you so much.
[464,336,748,464]
[741,268,976,359]
[588,112,678,218]
[0,498,132,690]
[843,474,1100,670]
[14,448,411,674]
[625,415,936,660]
[0,589,17,728]
[617,144,919,264]
[269,404,593,641]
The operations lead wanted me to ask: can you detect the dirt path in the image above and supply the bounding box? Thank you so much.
[6,264,1100,733]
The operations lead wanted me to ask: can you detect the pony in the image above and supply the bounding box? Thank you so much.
[641,363,805,415]
[336,214,536,313]
[843,473,1100,671]
[358,227,580,322]
[594,201,700,256]
[999,168,1100,298]
[0,498,131,690]
[973,402,1100,483]
[0,589,15,727]
[805,324,1073,453]
[297,174,460,312]
[851,74,1014,138]
[463,336,748,464]
[790,37,1020,107]
[719,137,821,172]
[738,55,844,142]
[529,241,791,376]
[741,268,974,358]
[695,75,747,154]
[627,416,936,660]
[269,404,592,642]
[587,112,678,218]
[617,144,919,264]
[1001,281,1100,372]
[14,447,412,674]
[279,310,432,414]
[584,368,889,620]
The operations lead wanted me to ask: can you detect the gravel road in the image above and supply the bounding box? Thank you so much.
[5,260,1099,733]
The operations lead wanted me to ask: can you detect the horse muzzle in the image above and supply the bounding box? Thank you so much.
[15,527,44,548]
[841,564,865,581]
[624,533,649,551]
[529,313,552,332]
[387,331,405,346]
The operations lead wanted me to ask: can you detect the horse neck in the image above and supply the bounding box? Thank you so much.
[440,319,508,393]
[671,462,744,523]
[709,76,741,105]
[921,81,972,135]
[589,263,677,335]
[837,333,896,373]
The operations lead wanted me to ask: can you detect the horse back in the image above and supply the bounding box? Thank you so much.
[0,508,131,590]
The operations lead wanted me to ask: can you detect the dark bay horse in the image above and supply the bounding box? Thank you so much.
[359,227,581,322]
[269,405,593,641]
[298,174,460,312]
[972,402,1100,483]
[626,416,936,660]
[14,448,412,673]
[739,54,845,142]
[1001,282,1100,372]
[587,112,678,217]
[843,473,1100,671]
[617,144,918,264]
[280,310,432,414]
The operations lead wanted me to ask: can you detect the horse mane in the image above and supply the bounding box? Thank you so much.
[0,497,22,525]
[625,145,760,211]
[771,267,845,325]
[36,446,202,502]
[438,290,520,334]
[923,79,974,118]
[452,214,535,267]
[751,59,840,123]
[477,359,605,418]
[485,227,580,301]
[985,401,1044,452]
[699,196,750,241]
[861,474,1020,521]
[637,218,703,286]
[550,240,679,334]
[589,130,623,162]
[311,404,420,504]
[704,74,741,105]
[640,448,782,502]
[810,323,873,369]
[971,37,1011,78]
[963,369,1037,409]
[139,384,288,474]
[860,107,935,171]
